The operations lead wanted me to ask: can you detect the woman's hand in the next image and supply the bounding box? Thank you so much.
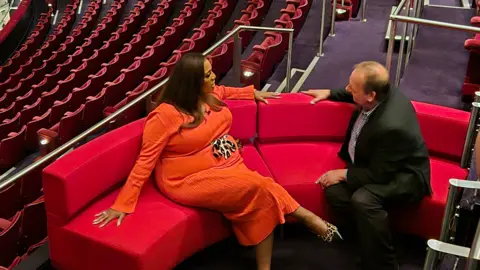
[93,208,127,227]
[254,90,280,104]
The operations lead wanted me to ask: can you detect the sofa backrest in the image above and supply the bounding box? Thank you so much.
[411,101,469,162]
[43,119,146,226]
[257,93,355,143]
[257,93,470,163]
[42,101,258,225]
[224,100,257,141]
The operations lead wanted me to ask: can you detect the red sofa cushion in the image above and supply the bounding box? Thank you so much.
[391,157,468,238]
[224,99,257,140]
[256,141,346,220]
[412,101,469,161]
[48,180,231,270]
[242,144,274,178]
[43,119,146,226]
[257,93,355,143]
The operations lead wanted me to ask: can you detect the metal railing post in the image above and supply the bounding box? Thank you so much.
[413,0,422,43]
[361,0,367,22]
[318,0,326,57]
[423,243,437,270]
[439,181,461,242]
[233,32,242,86]
[386,19,397,73]
[394,0,410,87]
[404,0,415,69]
[466,219,480,270]
[330,0,336,36]
[422,180,480,269]
[285,31,293,93]
[461,94,480,168]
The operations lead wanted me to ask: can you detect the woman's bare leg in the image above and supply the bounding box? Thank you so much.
[255,232,274,270]
[289,206,329,237]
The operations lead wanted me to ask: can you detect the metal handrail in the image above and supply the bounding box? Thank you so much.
[461,93,480,168]
[387,0,480,168]
[423,178,480,270]
[392,0,407,16]
[392,15,480,33]
[0,25,294,191]
[386,0,480,85]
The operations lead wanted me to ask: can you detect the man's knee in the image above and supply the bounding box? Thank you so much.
[324,184,350,205]
[351,188,382,214]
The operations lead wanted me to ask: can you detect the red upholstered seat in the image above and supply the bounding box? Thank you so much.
[256,142,345,219]
[55,180,231,270]
[391,157,467,239]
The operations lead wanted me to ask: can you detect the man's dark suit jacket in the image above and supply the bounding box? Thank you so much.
[329,88,432,202]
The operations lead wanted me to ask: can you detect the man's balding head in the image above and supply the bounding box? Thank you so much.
[352,61,390,102]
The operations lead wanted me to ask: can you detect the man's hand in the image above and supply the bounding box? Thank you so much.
[315,169,347,188]
[301,89,331,104]
[254,90,280,104]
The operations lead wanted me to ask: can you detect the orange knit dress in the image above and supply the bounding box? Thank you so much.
[111,85,300,246]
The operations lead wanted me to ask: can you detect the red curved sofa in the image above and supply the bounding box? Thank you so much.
[42,93,469,270]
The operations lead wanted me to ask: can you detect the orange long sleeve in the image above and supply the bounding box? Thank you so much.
[111,105,184,213]
[213,85,255,100]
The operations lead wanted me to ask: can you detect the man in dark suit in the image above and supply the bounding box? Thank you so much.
[303,61,431,270]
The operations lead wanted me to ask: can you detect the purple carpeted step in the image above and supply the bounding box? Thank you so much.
[399,6,474,109]
[428,0,463,7]
[301,0,399,92]
[264,0,333,92]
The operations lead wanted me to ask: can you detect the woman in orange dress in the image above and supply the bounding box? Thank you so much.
[93,53,342,270]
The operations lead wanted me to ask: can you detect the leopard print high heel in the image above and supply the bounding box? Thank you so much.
[318,221,343,243]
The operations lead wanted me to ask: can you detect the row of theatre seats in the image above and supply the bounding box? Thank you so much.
[0,196,47,270]
[102,0,272,129]
[0,0,82,170]
[462,9,480,98]
[240,0,311,87]
[39,93,470,270]
[0,4,54,78]
[0,0,316,170]
[0,0,78,85]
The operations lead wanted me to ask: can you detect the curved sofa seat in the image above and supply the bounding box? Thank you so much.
[43,93,469,270]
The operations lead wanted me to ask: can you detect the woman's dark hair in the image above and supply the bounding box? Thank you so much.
[156,53,225,128]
